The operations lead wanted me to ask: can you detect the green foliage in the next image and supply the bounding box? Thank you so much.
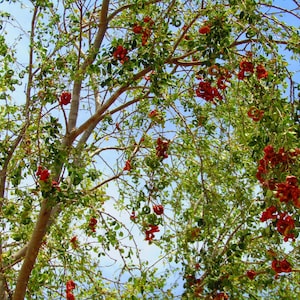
[0,0,299,299]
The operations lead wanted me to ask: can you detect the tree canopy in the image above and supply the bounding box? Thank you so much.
[0,0,300,299]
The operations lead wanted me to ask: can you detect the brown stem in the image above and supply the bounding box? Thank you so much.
[67,66,152,145]
[77,89,149,146]
[67,0,110,132]
[12,200,52,300]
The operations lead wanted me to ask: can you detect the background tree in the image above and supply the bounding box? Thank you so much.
[0,0,300,299]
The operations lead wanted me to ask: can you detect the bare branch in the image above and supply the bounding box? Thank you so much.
[77,89,150,146]
[68,66,152,144]
[67,0,110,133]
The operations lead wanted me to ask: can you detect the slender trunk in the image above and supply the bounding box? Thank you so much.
[0,272,8,299]
[0,175,6,298]
[12,200,52,300]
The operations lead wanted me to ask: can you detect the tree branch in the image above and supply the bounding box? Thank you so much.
[77,89,150,146]
[67,0,110,133]
[68,66,152,144]
[10,3,112,297]
[12,200,52,300]
[107,0,161,22]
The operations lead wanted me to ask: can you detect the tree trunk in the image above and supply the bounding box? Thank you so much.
[12,200,52,300]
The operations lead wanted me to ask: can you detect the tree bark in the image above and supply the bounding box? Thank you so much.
[12,200,52,300]
[0,274,8,300]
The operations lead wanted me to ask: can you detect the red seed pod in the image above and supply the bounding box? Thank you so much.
[198,25,210,34]
[60,91,72,105]
[153,204,164,215]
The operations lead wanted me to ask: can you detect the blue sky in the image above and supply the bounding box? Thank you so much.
[1,0,300,298]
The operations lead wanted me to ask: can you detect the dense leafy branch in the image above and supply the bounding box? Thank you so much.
[0,0,299,299]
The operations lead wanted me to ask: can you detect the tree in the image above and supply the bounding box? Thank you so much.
[0,0,300,299]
